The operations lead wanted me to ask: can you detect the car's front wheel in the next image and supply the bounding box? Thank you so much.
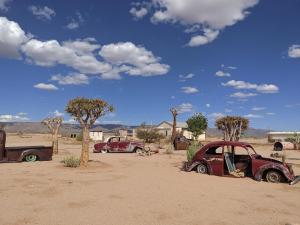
[25,154,37,162]
[266,170,283,183]
[196,163,207,174]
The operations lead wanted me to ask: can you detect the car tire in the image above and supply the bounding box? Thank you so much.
[196,163,207,174]
[101,149,108,153]
[25,154,37,162]
[266,170,283,183]
[135,148,143,154]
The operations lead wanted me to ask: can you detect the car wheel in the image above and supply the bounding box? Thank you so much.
[135,148,143,154]
[25,154,37,162]
[266,170,283,183]
[196,163,207,174]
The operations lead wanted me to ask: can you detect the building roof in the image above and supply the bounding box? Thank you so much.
[268,131,300,135]
[157,121,188,128]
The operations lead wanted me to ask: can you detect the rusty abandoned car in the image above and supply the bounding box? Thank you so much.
[94,136,144,153]
[185,141,299,184]
[0,130,53,163]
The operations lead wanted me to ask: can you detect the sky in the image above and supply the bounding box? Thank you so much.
[0,0,300,130]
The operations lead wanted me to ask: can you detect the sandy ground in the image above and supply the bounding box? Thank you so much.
[1,134,300,225]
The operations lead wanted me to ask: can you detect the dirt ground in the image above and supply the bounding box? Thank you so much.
[1,134,300,225]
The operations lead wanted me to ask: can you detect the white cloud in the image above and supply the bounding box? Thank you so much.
[137,0,258,46]
[187,29,219,47]
[52,110,64,117]
[244,114,263,118]
[252,107,265,111]
[225,109,232,113]
[230,92,257,98]
[0,0,12,11]
[181,86,199,94]
[285,103,300,108]
[266,112,275,116]
[288,45,300,58]
[176,103,193,113]
[215,70,231,77]
[0,17,28,59]
[66,12,84,30]
[222,80,279,93]
[22,39,112,74]
[0,113,29,122]
[206,104,210,108]
[28,5,56,21]
[130,7,148,19]
[51,73,89,85]
[1,17,170,80]
[34,83,58,91]
[99,42,169,78]
[208,112,225,118]
[179,73,195,80]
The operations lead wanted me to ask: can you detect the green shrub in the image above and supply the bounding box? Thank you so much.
[76,132,83,141]
[61,156,80,168]
[187,143,200,162]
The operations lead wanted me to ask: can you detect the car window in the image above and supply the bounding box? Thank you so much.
[234,146,249,155]
[120,137,126,142]
[110,137,119,142]
[206,146,223,155]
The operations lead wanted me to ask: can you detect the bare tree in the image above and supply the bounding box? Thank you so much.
[215,116,249,141]
[42,117,63,154]
[65,97,114,167]
[170,108,178,142]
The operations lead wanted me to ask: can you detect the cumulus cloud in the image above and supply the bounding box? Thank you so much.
[52,110,64,117]
[66,12,84,30]
[34,83,58,91]
[176,103,193,113]
[0,0,12,11]
[0,17,28,59]
[0,113,29,122]
[288,45,300,58]
[0,17,170,80]
[230,92,257,98]
[215,70,231,77]
[99,42,170,77]
[51,73,89,85]
[181,86,199,94]
[133,0,259,46]
[28,5,56,21]
[130,7,148,19]
[206,104,210,108]
[222,80,279,93]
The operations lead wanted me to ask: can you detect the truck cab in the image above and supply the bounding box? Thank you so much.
[0,130,53,163]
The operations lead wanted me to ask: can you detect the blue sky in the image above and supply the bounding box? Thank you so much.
[0,0,299,130]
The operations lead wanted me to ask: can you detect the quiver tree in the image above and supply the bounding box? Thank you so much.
[215,116,249,141]
[65,97,114,167]
[186,113,208,142]
[42,117,63,154]
[170,108,178,142]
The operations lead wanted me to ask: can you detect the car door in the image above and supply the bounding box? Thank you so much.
[107,137,119,152]
[204,145,224,176]
[118,137,130,152]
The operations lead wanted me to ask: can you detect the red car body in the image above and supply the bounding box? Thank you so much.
[94,136,144,153]
[185,141,298,184]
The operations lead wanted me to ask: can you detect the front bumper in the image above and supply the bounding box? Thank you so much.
[290,176,300,185]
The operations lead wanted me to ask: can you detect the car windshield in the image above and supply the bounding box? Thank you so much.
[245,145,257,156]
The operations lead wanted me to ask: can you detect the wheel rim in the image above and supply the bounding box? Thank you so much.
[26,155,37,162]
[101,149,108,153]
[197,164,207,174]
[267,172,280,183]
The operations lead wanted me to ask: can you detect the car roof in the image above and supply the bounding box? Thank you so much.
[203,141,252,148]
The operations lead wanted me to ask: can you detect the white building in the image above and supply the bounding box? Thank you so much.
[89,127,104,141]
[267,131,300,142]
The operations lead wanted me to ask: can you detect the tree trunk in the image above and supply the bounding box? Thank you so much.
[80,126,90,167]
[53,132,58,154]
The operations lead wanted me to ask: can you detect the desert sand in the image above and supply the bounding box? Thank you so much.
[1,134,300,225]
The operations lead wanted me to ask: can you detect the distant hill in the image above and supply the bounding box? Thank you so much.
[0,122,269,138]
[206,127,269,138]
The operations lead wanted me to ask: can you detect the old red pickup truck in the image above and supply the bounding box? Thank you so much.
[0,130,53,163]
[94,136,144,153]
